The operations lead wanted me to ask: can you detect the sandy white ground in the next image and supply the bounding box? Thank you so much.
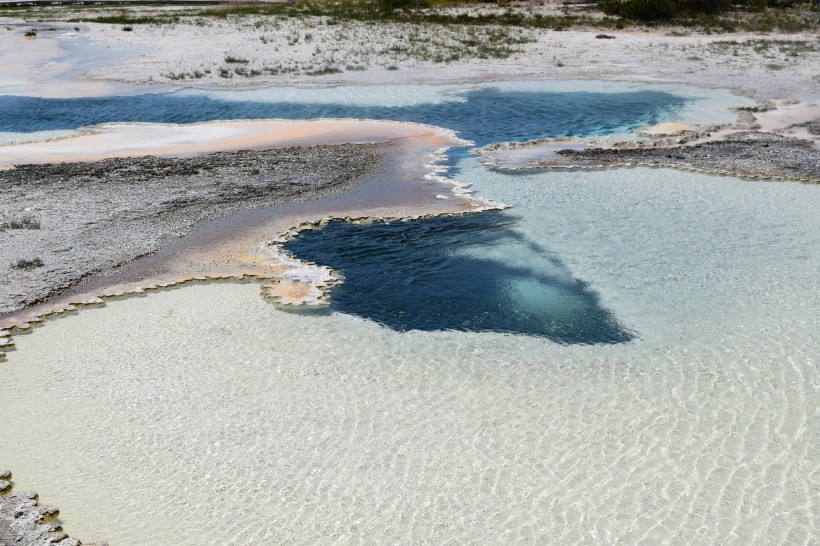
[1,10,818,100]
[0,118,455,164]
[65,20,820,99]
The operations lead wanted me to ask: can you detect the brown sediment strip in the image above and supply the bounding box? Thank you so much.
[1,141,385,317]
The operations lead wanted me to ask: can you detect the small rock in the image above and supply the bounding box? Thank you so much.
[37,504,60,521]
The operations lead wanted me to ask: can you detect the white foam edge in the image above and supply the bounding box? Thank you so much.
[422,140,510,212]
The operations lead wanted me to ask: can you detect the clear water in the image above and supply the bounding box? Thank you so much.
[1,80,816,544]
[0,87,685,146]
[0,81,700,340]
[2,166,817,545]
[284,212,633,343]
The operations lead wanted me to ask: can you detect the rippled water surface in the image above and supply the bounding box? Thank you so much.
[2,165,818,545]
[0,80,816,544]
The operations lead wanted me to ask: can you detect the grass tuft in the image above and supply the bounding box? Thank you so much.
[225,54,250,64]
[0,215,40,232]
[12,258,44,270]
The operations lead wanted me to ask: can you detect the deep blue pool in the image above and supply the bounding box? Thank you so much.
[285,212,634,343]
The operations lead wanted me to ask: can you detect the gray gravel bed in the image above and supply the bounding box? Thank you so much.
[558,132,820,182]
[0,472,104,546]
[0,143,383,317]
[793,117,820,136]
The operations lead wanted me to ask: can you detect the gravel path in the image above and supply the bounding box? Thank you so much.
[557,131,820,182]
[0,143,383,317]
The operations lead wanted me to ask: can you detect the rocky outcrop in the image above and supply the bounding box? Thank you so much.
[0,471,106,546]
[557,131,820,182]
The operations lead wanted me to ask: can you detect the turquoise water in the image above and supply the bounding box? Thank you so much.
[0,87,684,146]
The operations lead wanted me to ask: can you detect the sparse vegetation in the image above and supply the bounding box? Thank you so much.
[111,7,541,82]
[11,258,43,270]
[233,65,263,77]
[1,0,816,35]
[306,65,343,75]
[164,69,207,80]
[224,54,249,64]
[0,216,40,232]
[1,0,816,87]
[600,0,816,26]
[710,37,819,55]
[24,28,36,37]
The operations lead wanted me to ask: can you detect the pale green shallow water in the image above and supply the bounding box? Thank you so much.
[1,166,819,544]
